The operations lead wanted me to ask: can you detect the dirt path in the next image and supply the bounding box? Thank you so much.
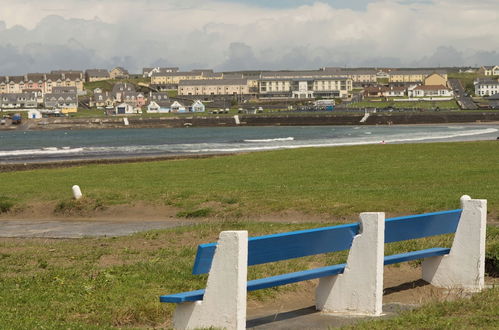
[0,219,194,238]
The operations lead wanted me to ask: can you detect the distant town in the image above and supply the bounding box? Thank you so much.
[0,65,499,123]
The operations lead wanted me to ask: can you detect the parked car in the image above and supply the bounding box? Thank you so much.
[12,113,22,124]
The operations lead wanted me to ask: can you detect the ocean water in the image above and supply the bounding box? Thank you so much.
[0,125,498,164]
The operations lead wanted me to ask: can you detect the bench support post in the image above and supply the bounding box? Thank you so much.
[316,212,385,315]
[422,196,486,291]
[173,231,248,330]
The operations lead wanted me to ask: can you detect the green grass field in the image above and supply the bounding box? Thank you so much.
[1,141,498,219]
[1,141,499,328]
[0,221,497,329]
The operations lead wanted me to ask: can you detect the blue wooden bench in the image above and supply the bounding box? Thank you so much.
[161,209,460,304]
[161,196,486,330]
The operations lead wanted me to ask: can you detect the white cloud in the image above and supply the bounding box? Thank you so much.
[0,0,498,74]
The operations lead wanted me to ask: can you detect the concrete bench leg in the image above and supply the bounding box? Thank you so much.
[173,231,248,330]
[316,212,385,316]
[422,196,486,291]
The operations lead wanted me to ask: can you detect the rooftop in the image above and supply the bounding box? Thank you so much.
[413,84,450,91]
[179,78,248,86]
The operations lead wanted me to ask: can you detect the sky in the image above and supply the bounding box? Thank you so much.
[0,0,498,75]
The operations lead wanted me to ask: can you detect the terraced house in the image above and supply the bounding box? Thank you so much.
[321,67,377,84]
[85,69,110,82]
[258,71,353,99]
[474,79,499,97]
[0,92,38,109]
[0,72,85,94]
[388,70,448,84]
[151,70,223,87]
[43,86,78,113]
[178,79,249,96]
[111,82,145,108]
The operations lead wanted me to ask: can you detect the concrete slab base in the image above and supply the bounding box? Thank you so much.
[247,303,417,329]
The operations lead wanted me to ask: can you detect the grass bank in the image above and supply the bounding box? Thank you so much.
[1,141,498,219]
[0,222,497,329]
[351,286,499,329]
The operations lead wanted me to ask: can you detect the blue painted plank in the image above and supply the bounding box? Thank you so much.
[384,247,450,265]
[247,263,346,291]
[160,248,452,303]
[192,209,461,275]
[385,209,461,243]
[160,264,346,303]
[160,289,204,303]
[192,223,359,275]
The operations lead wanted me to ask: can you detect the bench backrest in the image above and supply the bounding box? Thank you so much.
[192,209,462,275]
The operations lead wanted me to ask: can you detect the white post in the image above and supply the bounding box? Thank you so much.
[422,196,487,291]
[316,212,385,315]
[173,231,248,330]
[72,185,82,200]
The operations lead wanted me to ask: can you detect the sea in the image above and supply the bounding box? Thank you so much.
[0,124,498,164]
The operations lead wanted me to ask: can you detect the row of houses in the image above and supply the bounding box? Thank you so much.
[150,68,450,99]
[87,82,205,115]
[364,84,453,98]
[0,72,84,94]
[0,67,132,94]
[115,100,205,115]
[90,82,147,108]
[0,87,78,112]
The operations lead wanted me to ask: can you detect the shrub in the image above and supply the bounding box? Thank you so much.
[54,197,105,216]
[0,196,14,213]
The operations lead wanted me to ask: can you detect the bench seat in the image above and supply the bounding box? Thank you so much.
[160,247,450,303]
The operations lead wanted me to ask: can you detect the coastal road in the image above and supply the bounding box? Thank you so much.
[448,78,478,110]
[0,219,194,238]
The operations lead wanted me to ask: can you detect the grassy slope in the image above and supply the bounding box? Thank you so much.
[448,72,479,95]
[1,141,499,219]
[0,222,497,329]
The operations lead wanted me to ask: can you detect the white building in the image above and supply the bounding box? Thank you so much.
[147,100,172,113]
[190,100,205,112]
[115,103,135,115]
[408,85,453,98]
[28,109,42,119]
[259,71,353,99]
[170,100,186,113]
[474,79,499,97]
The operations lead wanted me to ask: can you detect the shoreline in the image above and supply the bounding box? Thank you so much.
[1,137,498,172]
[1,112,499,131]
[0,152,237,172]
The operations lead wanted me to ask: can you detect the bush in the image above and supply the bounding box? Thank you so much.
[0,196,14,213]
[54,197,105,216]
